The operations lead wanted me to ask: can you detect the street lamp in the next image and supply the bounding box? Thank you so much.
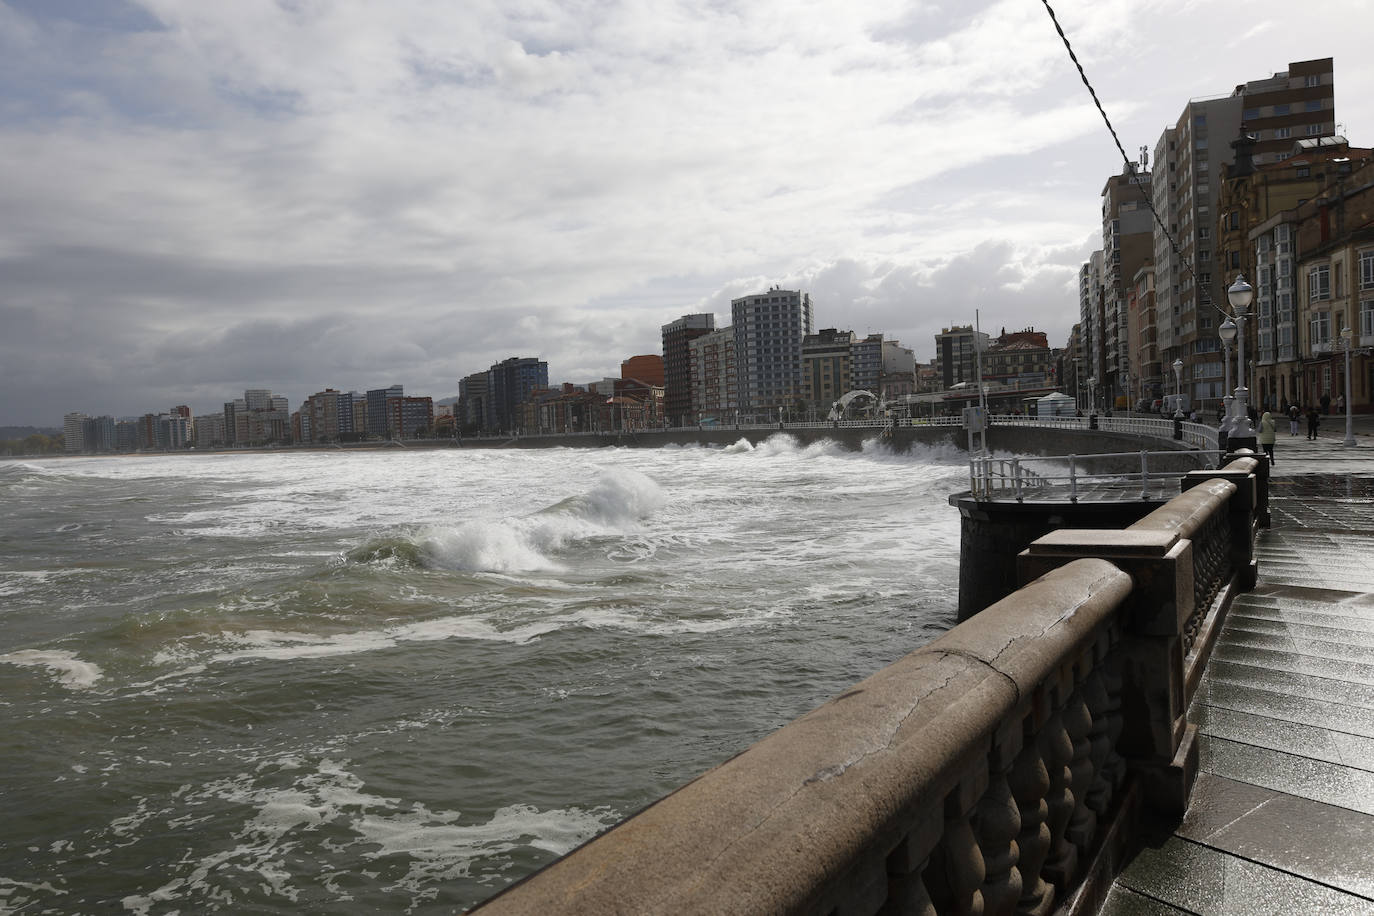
[1172,358,1185,440]
[1218,315,1237,434]
[1342,325,1356,447]
[1227,274,1255,439]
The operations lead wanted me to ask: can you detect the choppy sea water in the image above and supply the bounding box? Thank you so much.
[0,438,967,913]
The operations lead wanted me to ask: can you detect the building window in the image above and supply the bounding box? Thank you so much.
[1230,251,1241,269]
[1243,108,1260,120]
[1198,227,1210,240]
[1305,99,1322,112]
[1362,300,1374,337]
[1309,265,1331,301]
[1307,124,1324,136]
[1274,127,1291,139]
[1305,74,1321,88]
[1360,251,1374,290]
[1196,138,1208,150]
[1310,311,1331,348]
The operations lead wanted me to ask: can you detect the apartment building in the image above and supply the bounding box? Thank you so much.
[801,328,856,411]
[731,288,813,415]
[689,325,736,422]
[661,314,715,427]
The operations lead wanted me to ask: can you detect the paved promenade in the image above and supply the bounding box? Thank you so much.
[1103,416,1374,914]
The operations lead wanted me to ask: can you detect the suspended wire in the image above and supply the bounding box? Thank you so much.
[1037,0,1226,318]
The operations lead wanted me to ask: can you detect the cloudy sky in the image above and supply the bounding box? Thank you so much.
[2,0,1371,425]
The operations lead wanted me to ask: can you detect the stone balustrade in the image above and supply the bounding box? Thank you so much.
[471,452,1266,915]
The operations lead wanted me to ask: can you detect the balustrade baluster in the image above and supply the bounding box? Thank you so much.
[1039,706,1077,890]
[925,782,987,916]
[1063,685,1098,858]
[1009,719,1054,916]
[975,729,1023,916]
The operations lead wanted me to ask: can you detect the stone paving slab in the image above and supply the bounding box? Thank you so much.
[1208,641,1374,687]
[1195,679,1374,738]
[1204,658,1374,708]
[1200,731,1374,816]
[1214,626,1374,666]
[1228,602,1374,632]
[1113,834,1374,916]
[1225,613,1374,646]
[1176,773,1374,900]
[1191,704,1374,771]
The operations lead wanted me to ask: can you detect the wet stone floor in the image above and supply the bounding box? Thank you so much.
[1103,478,1374,915]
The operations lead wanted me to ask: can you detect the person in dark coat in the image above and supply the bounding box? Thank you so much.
[1307,406,1322,440]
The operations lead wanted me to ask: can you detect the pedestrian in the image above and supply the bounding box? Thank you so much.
[1307,406,1322,440]
[1258,411,1276,465]
[1337,392,1346,413]
[1321,392,1332,415]
[1287,403,1301,436]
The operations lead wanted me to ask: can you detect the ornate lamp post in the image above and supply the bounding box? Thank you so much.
[1218,316,1236,434]
[1172,358,1184,439]
[1342,325,1357,447]
[1227,274,1255,439]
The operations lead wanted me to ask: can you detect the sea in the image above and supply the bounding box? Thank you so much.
[0,437,968,913]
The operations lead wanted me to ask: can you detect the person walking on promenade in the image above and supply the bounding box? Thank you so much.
[1259,411,1277,465]
[1307,406,1322,440]
[1287,402,1301,436]
[1321,392,1332,415]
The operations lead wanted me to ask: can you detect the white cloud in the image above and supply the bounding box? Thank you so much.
[0,0,1370,422]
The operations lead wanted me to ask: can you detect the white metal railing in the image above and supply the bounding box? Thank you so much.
[481,412,1219,452]
[969,449,1214,502]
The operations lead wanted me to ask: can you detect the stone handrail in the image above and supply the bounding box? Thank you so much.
[472,453,1266,915]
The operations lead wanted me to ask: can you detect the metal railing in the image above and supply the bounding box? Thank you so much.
[969,450,1213,502]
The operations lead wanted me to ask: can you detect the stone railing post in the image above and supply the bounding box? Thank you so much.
[1182,457,1260,591]
[1017,529,1197,815]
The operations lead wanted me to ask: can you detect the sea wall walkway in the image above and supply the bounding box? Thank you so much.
[1100,429,1374,914]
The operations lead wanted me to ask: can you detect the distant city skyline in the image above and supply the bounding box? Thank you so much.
[3,0,1372,425]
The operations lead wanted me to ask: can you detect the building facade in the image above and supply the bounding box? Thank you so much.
[689,325,736,422]
[731,289,813,415]
[661,314,715,427]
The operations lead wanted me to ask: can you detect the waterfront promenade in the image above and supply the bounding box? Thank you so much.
[1102,419,1374,914]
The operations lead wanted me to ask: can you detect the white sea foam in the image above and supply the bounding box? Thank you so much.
[0,649,103,689]
[422,470,664,573]
[119,755,616,913]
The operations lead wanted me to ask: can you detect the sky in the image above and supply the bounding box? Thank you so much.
[2,0,1372,425]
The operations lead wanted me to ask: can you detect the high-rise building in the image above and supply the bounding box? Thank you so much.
[934,325,990,390]
[486,357,548,433]
[1152,58,1336,409]
[458,372,490,431]
[194,413,226,449]
[661,314,715,427]
[689,326,736,423]
[386,396,435,439]
[366,385,404,438]
[63,412,88,453]
[1101,165,1154,406]
[224,388,291,446]
[801,328,855,410]
[731,288,813,415]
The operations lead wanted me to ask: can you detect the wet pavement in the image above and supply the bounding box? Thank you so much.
[1103,422,1374,914]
